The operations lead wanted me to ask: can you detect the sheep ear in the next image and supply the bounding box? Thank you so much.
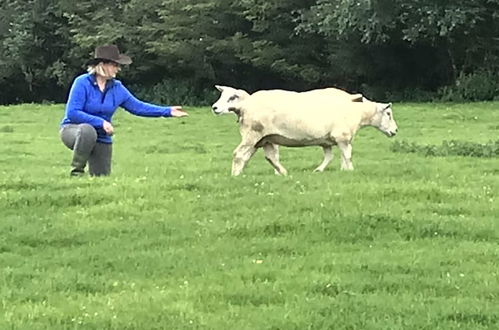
[376,103,392,112]
[215,85,225,92]
[238,88,250,98]
[351,94,363,102]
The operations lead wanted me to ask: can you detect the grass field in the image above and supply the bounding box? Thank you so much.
[1,102,498,329]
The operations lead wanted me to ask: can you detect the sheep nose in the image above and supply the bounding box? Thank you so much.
[212,106,218,111]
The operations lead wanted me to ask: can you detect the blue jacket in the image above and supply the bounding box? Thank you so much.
[61,73,172,143]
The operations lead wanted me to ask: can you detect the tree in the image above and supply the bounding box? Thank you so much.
[299,0,499,98]
[0,0,74,103]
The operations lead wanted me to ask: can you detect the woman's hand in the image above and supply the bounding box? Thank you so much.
[103,121,114,136]
[170,106,188,117]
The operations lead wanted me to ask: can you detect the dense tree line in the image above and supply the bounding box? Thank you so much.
[0,0,498,105]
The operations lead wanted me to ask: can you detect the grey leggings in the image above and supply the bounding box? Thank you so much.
[60,124,112,176]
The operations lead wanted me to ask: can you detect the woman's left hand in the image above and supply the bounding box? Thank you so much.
[171,106,188,117]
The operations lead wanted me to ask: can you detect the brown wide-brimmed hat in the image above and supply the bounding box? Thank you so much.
[88,45,132,65]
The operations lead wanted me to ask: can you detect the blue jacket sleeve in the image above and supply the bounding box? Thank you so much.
[65,77,105,128]
[118,83,172,117]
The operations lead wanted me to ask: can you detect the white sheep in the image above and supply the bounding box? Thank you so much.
[212,85,365,173]
[212,86,398,176]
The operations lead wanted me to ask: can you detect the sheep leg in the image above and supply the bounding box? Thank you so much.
[231,142,257,176]
[338,141,354,170]
[314,146,333,172]
[273,144,281,175]
[263,143,288,175]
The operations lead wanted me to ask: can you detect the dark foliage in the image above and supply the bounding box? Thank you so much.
[1,0,498,104]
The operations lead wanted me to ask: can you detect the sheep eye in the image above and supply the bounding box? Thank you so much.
[228,95,239,102]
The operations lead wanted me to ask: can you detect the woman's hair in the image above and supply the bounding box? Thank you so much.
[87,62,108,76]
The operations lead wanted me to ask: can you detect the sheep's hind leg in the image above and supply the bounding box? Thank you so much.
[314,146,333,172]
[232,142,257,176]
[263,143,287,175]
[273,145,281,175]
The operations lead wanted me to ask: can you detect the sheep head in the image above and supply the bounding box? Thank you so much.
[375,103,398,137]
[212,85,250,115]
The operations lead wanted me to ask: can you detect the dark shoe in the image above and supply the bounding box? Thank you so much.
[70,169,85,177]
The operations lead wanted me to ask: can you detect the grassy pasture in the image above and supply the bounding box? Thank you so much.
[0,102,498,329]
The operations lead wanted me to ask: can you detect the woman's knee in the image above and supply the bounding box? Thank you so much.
[78,124,98,141]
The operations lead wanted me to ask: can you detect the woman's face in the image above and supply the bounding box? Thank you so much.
[101,62,121,79]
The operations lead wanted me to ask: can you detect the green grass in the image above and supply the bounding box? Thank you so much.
[0,102,498,329]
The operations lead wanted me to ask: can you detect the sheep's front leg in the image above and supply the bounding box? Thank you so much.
[338,141,354,170]
[263,143,288,175]
[314,146,333,172]
[232,142,257,176]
